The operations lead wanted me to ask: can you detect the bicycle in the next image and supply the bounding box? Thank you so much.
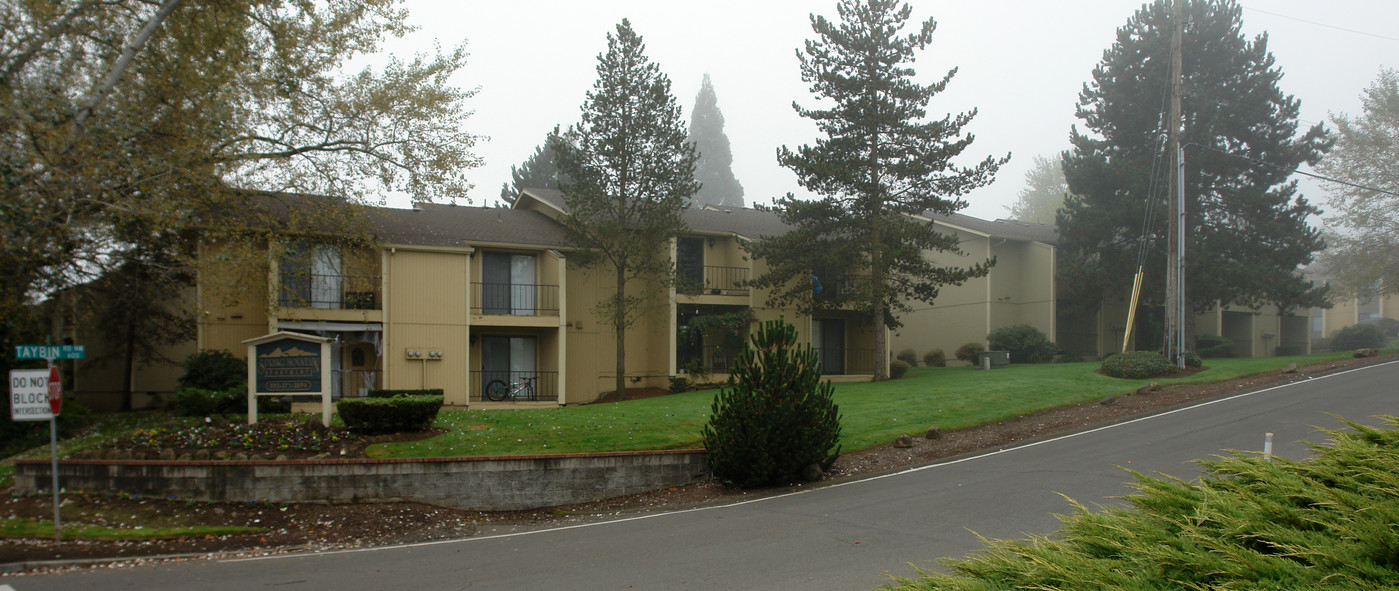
[484,375,536,402]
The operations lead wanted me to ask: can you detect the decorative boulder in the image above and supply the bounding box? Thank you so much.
[925,426,943,440]
[894,435,914,448]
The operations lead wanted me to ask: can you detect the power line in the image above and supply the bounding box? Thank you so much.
[1242,5,1399,43]
[1186,143,1399,199]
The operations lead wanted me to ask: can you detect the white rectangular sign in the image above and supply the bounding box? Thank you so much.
[10,370,54,421]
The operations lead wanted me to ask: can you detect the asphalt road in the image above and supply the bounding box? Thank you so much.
[7,360,1396,591]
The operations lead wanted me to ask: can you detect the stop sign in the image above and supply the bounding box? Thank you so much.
[46,365,61,415]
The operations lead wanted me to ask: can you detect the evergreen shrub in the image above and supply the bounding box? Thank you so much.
[890,360,911,379]
[1195,335,1234,358]
[954,342,985,364]
[1331,323,1386,351]
[924,349,946,367]
[896,348,918,366]
[179,349,245,391]
[1100,351,1175,379]
[702,319,842,488]
[368,388,445,399]
[176,386,242,416]
[668,376,689,394]
[337,395,444,434]
[987,324,1057,364]
[1274,344,1303,357]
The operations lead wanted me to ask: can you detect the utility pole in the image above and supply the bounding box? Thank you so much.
[1164,0,1185,368]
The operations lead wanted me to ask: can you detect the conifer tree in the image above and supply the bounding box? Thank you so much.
[499,127,562,206]
[550,20,698,400]
[1058,0,1329,339]
[748,0,1005,380]
[1005,154,1070,225]
[688,74,745,208]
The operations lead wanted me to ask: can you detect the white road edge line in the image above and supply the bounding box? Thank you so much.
[222,359,1398,563]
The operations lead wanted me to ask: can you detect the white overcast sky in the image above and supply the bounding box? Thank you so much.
[379,0,1397,222]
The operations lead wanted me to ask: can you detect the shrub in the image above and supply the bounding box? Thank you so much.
[1331,323,1387,351]
[179,349,245,391]
[1100,351,1175,379]
[668,376,689,394]
[337,395,444,434]
[368,388,445,399]
[896,348,918,367]
[987,324,1057,364]
[176,386,244,416]
[1181,350,1202,368]
[1195,335,1234,359]
[890,360,911,379]
[954,342,985,364]
[1374,317,1399,338]
[1274,344,1303,357]
[702,319,841,488]
[1057,349,1086,363]
[923,349,946,367]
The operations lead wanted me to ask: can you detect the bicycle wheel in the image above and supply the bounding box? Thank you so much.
[484,380,509,401]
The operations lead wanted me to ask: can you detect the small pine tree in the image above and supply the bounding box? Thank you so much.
[702,319,842,488]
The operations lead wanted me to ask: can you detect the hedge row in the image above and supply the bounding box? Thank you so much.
[337,395,443,434]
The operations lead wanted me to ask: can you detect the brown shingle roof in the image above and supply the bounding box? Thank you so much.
[371,204,569,248]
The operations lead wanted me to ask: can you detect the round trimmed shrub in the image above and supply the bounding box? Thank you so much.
[337,395,443,434]
[702,319,842,488]
[1331,323,1386,351]
[179,349,245,391]
[987,324,1058,364]
[954,342,985,364]
[1101,351,1175,379]
[896,348,918,367]
[1195,335,1234,359]
[890,360,911,379]
[924,349,946,367]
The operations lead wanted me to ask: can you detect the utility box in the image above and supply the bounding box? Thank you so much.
[978,350,1010,370]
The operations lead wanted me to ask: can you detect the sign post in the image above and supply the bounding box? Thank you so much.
[13,343,81,541]
[244,332,333,427]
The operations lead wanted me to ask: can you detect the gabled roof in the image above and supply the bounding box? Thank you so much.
[371,203,568,248]
[923,211,1059,244]
[681,206,792,241]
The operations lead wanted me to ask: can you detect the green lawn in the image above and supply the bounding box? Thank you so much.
[369,350,1367,458]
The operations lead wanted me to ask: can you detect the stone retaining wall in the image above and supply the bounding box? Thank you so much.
[14,450,708,511]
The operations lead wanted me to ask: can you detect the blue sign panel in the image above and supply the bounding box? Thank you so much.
[254,338,321,393]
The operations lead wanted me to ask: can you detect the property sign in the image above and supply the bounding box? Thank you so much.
[254,338,322,393]
[13,345,85,360]
[10,369,54,421]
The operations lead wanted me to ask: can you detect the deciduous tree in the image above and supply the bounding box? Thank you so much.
[550,20,697,400]
[1316,68,1399,298]
[749,0,1004,380]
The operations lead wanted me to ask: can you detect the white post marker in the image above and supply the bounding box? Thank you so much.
[1263,432,1274,461]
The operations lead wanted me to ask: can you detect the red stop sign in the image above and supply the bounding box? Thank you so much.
[47,365,61,415]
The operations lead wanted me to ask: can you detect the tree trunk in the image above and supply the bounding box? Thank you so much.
[120,317,136,412]
[614,263,627,401]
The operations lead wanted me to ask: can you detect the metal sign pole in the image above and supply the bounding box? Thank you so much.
[47,359,60,541]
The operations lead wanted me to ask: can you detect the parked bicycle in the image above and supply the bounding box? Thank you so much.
[484,375,536,402]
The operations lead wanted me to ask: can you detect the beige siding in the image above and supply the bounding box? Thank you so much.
[383,248,471,404]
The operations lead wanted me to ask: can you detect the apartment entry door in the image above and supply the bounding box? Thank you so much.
[481,336,537,398]
[811,318,845,375]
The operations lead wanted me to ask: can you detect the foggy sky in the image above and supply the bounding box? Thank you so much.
[383,0,1397,222]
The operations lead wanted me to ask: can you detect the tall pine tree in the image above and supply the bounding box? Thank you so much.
[1058,0,1329,343]
[749,0,1005,380]
[688,74,745,208]
[550,20,698,400]
[499,126,562,206]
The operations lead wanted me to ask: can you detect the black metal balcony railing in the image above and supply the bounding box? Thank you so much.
[469,371,559,403]
[677,265,749,296]
[812,348,876,375]
[279,274,381,310]
[471,283,560,316]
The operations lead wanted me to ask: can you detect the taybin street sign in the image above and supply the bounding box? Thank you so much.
[14,345,85,360]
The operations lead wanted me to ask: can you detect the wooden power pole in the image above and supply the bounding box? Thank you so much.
[1164,0,1185,367]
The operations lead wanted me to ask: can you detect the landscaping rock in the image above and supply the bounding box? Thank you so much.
[192,449,211,461]
[925,426,942,440]
[894,435,914,448]
[1135,382,1160,395]
[214,451,230,461]
[801,464,824,482]
[1354,348,1377,358]
[232,452,249,461]
[1099,395,1118,406]
[275,454,289,461]
[177,454,193,461]
[159,449,176,461]
[1283,363,1298,373]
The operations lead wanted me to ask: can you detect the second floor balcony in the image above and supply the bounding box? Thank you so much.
[471,282,560,316]
[279,273,381,310]
[677,265,750,297]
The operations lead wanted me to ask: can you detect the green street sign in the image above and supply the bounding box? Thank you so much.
[13,345,85,360]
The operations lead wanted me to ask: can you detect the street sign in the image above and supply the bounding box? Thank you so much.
[13,345,85,360]
[10,369,54,421]
[47,366,61,415]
